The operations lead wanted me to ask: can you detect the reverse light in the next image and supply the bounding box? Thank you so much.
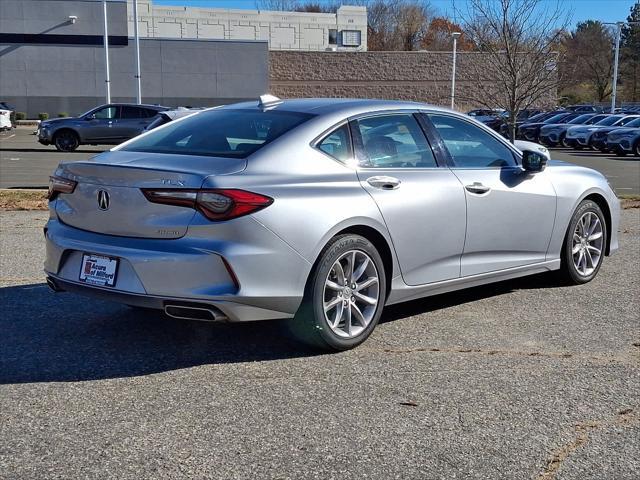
[141,188,273,221]
[48,175,77,200]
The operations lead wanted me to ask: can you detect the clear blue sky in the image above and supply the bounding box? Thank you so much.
[154,0,638,27]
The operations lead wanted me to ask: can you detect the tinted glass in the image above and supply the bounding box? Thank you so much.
[617,116,640,126]
[624,118,640,128]
[429,114,516,168]
[595,116,624,126]
[355,114,437,168]
[120,106,147,119]
[544,114,570,123]
[317,124,351,162]
[94,106,118,119]
[586,115,608,124]
[568,114,595,124]
[121,109,313,158]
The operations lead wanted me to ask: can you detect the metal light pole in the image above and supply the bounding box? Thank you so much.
[102,0,111,103]
[450,32,461,110]
[133,0,142,104]
[606,21,640,113]
[611,22,622,114]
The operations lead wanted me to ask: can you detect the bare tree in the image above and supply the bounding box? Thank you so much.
[562,21,615,102]
[458,0,569,141]
[366,0,435,51]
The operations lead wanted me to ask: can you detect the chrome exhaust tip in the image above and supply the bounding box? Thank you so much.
[164,304,227,322]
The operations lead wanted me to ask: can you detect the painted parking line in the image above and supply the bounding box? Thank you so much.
[0,134,16,140]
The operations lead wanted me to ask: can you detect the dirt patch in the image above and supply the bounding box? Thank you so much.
[0,190,48,211]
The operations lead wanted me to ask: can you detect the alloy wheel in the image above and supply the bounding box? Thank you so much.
[55,132,78,151]
[572,211,604,277]
[322,250,380,338]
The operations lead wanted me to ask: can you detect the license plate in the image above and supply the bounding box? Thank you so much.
[79,253,119,287]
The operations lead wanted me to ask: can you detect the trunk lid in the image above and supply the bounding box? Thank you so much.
[54,151,246,239]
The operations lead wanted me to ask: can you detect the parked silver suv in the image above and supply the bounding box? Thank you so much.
[37,103,168,151]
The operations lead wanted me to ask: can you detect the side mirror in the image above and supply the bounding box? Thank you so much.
[85,114,95,121]
[521,149,548,173]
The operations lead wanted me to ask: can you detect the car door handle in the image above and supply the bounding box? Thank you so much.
[366,176,401,190]
[465,182,491,194]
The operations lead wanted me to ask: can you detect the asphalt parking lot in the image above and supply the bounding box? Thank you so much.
[0,207,638,478]
[1,126,639,194]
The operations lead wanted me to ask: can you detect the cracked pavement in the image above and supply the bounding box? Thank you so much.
[0,209,639,479]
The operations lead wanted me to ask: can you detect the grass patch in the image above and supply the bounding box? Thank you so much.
[0,189,48,211]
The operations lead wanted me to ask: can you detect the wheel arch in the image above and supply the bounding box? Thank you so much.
[583,193,612,255]
[334,224,394,298]
[52,127,80,142]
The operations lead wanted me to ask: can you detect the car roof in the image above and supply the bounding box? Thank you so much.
[219,98,444,118]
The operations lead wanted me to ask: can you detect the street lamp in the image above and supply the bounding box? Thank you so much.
[133,0,142,104]
[102,0,111,104]
[451,32,461,110]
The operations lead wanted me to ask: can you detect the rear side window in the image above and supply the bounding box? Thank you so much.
[121,109,313,158]
[317,124,352,162]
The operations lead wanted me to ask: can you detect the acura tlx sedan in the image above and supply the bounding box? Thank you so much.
[45,97,620,351]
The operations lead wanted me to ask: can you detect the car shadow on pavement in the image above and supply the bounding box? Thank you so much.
[0,273,561,384]
[0,283,313,384]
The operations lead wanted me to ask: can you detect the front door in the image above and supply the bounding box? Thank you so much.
[425,113,556,277]
[351,112,467,286]
[84,105,120,142]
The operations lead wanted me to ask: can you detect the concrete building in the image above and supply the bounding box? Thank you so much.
[0,0,268,117]
[126,0,367,51]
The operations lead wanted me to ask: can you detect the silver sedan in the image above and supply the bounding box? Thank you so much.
[45,97,620,350]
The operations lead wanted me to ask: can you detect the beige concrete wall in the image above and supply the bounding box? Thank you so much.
[269,51,558,110]
[127,1,367,52]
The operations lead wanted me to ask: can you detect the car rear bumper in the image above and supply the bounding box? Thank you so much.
[44,214,311,321]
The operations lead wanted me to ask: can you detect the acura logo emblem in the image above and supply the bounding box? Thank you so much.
[97,190,110,210]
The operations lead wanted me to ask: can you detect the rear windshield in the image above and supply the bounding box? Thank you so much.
[121,108,314,158]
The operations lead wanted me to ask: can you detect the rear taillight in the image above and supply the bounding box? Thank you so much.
[48,176,77,200]
[141,188,273,221]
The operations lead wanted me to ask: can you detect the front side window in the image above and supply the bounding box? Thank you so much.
[121,109,313,158]
[317,124,351,162]
[354,114,437,168]
[93,106,118,119]
[428,114,516,168]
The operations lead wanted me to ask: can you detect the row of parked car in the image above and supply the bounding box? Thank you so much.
[468,105,640,157]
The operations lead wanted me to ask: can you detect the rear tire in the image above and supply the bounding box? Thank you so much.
[634,139,640,157]
[53,130,79,152]
[557,200,607,285]
[288,234,386,351]
[560,134,570,148]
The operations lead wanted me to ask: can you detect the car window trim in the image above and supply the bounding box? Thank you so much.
[347,110,445,170]
[310,120,355,166]
[421,112,522,170]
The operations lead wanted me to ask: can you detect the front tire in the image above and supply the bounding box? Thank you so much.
[558,200,607,285]
[53,130,79,152]
[634,139,640,157]
[289,234,386,351]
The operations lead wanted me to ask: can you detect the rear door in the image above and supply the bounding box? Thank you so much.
[114,106,154,140]
[424,113,556,277]
[350,112,466,286]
